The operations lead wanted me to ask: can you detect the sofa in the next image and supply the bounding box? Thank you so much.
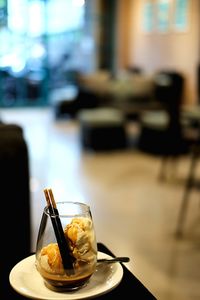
[0,123,31,299]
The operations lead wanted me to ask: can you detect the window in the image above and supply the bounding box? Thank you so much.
[7,0,84,36]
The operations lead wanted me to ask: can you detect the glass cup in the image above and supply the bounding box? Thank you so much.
[35,201,98,292]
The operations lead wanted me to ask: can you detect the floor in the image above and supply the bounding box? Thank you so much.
[1,107,200,300]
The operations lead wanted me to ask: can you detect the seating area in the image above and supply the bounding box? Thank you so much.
[53,69,159,120]
[52,69,195,159]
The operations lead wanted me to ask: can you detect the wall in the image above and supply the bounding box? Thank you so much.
[117,0,200,105]
[117,0,133,69]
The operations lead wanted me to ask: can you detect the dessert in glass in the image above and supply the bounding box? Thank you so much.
[35,188,97,292]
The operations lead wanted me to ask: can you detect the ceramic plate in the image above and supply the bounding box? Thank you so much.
[9,251,123,300]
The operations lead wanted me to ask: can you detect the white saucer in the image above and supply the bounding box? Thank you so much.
[9,251,123,300]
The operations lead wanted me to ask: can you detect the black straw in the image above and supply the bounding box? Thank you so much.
[43,188,74,275]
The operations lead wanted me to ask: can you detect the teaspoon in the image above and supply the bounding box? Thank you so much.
[97,257,130,263]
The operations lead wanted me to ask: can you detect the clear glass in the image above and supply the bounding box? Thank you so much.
[35,201,97,292]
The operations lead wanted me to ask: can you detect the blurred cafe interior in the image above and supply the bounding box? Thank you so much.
[1,0,200,299]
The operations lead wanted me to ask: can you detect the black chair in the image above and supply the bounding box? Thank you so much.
[175,142,200,237]
[138,70,189,180]
[127,66,143,74]
[175,64,200,237]
[0,124,31,299]
[54,86,100,119]
[198,64,200,104]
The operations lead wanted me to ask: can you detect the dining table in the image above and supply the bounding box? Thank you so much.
[7,242,157,300]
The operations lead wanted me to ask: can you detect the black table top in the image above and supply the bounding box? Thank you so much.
[5,242,157,300]
[96,243,157,300]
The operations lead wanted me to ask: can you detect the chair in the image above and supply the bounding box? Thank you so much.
[0,124,31,299]
[175,142,200,237]
[175,64,200,237]
[127,66,143,74]
[138,70,189,180]
[198,64,200,104]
